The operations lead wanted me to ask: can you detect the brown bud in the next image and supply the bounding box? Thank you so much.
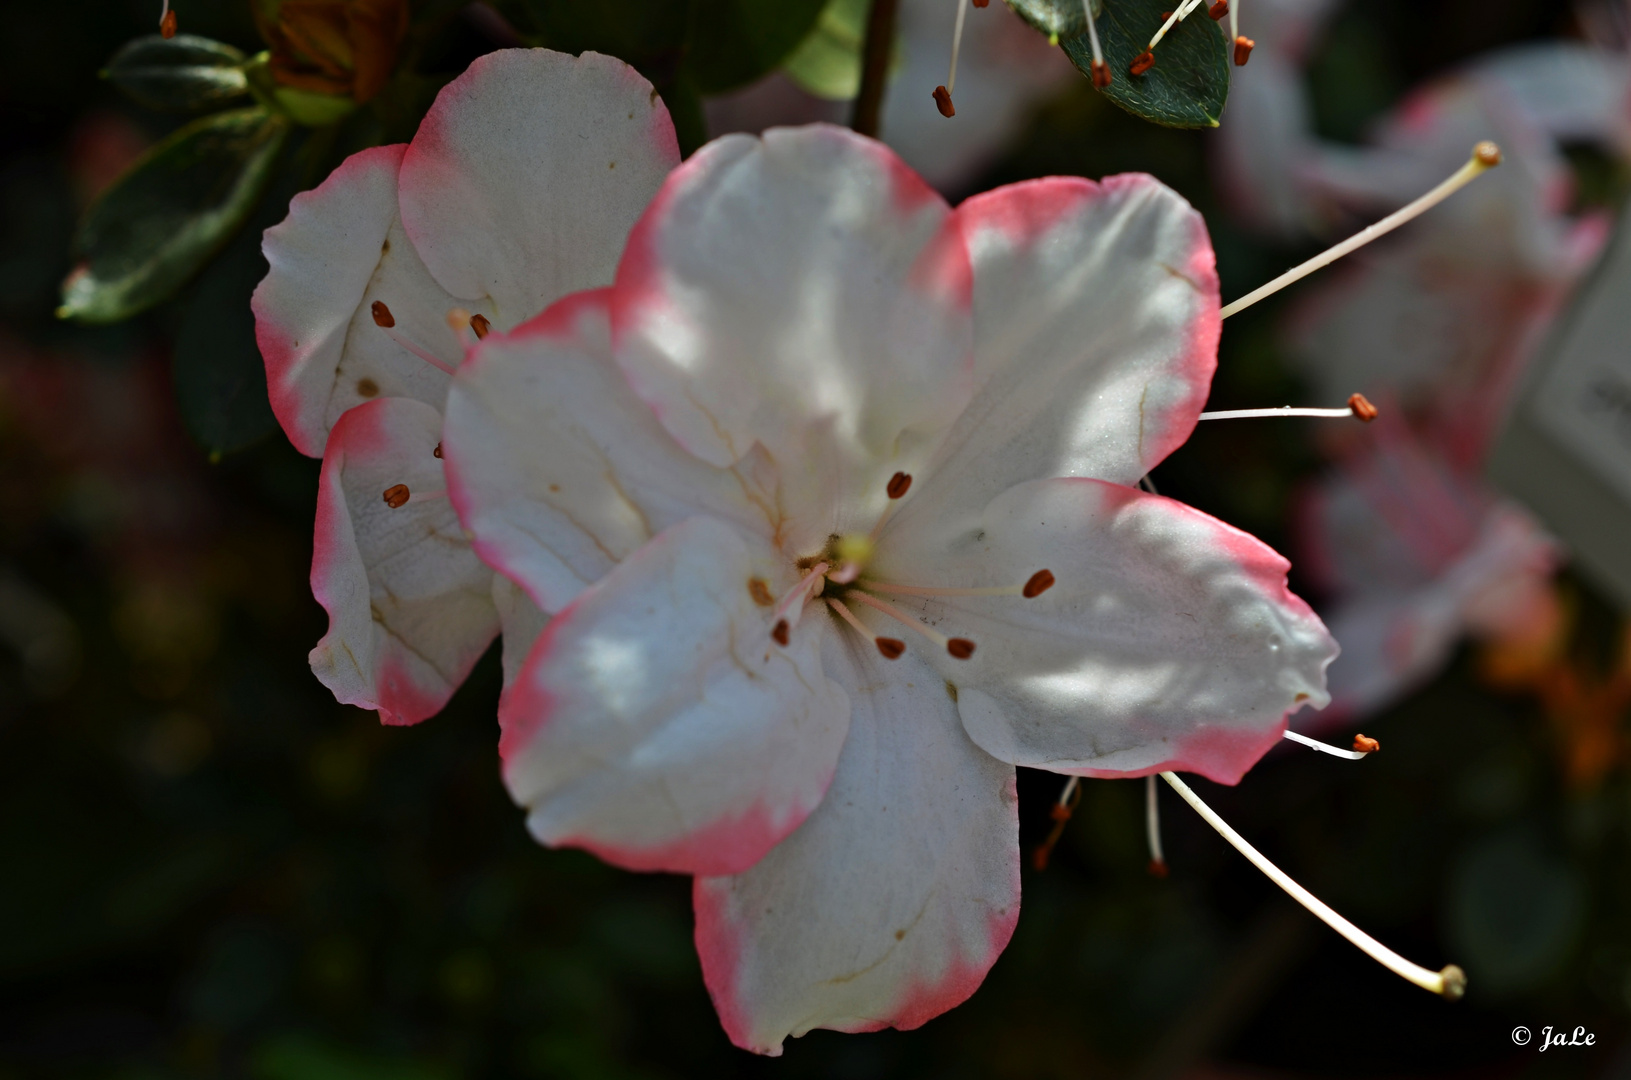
[933,85,955,118]
[887,471,912,499]
[1023,570,1056,598]
[382,484,410,509]
[1208,0,1228,18]
[1130,51,1156,76]
[371,300,395,328]
[772,619,790,646]
[1233,35,1255,65]
[469,313,491,339]
[947,638,976,659]
[876,637,905,660]
[1352,734,1380,753]
[1347,392,1378,422]
[1474,141,1502,167]
[1090,60,1112,89]
[160,7,177,37]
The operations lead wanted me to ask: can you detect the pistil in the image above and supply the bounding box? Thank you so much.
[1199,393,1378,423]
[1161,771,1466,999]
[1282,729,1375,760]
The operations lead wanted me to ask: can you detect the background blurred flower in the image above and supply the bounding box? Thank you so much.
[253,0,408,104]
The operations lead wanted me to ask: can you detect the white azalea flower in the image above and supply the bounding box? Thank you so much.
[441,124,1336,1052]
[251,49,680,724]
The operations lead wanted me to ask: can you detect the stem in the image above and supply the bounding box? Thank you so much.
[851,0,900,138]
[1160,771,1466,999]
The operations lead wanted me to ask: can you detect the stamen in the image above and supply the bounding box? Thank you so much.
[372,301,457,376]
[1138,474,1160,495]
[772,619,790,646]
[864,569,1056,600]
[1146,774,1168,876]
[933,86,955,118]
[887,471,912,499]
[1283,729,1374,760]
[1198,395,1380,422]
[1081,0,1109,86]
[1234,35,1254,65]
[848,591,977,659]
[1220,144,1502,319]
[433,442,443,459]
[1353,734,1381,753]
[1160,771,1467,999]
[1130,50,1155,76]
[1032,775,1082,870]
[936,0,969,117]
[1208,0,1228,18]
[470,314,491,339]
[825,597,904,659]
[1228,0,1238,46]
[159,0,177,37]
[381,484,445,509]
[772,562,828,625]
[1146,0,1205,53]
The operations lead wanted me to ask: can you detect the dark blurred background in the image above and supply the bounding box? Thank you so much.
[3,0,1630,1076]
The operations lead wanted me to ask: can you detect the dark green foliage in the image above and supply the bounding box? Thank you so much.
[1061,0,1230,128]
[103,34,251,113]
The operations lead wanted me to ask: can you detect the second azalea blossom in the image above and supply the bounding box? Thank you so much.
[441,124,1337,1053]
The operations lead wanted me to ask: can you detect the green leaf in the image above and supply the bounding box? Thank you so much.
[1059,0,1228,128]
[1004,0,1101,41]
[171,189,283,458]
[59,106,289,324]
[103,34,250,113]
[686,0,828,94]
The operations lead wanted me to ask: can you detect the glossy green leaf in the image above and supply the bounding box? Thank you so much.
[1004,0,1101,40]
[1059,0,1228,128]
[59,107,289,324]
[171,186,284,458]
[687,0,828,94]
[103,34,249,113]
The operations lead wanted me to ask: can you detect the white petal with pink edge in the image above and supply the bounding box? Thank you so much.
[874,478,1336,785]
[255,145,482,457]
[399,49,679,326]
[499,515,851,877]
[309,397,498,725]
[894,174,1218,542]
[694,638,1019,1057]
[613,124,973,542]
[442,290,766,615]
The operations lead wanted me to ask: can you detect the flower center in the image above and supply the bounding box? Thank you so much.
[768,470,1055,663]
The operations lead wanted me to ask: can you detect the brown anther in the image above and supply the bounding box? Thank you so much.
[1023,569,1056,598]
[887,471,913,499]
[160,8,177,37]
[382,484,410,509]
[371,300,395,328]
[748,578,775,607]
[470,313,491,339]
[433,442,443,459]
[1160,11,1172,19]
[1474,141,1502,167]
[1347,392,1378,422]
[1208,0,1228,18]
[972,0,989,7]
[1130,51,1156,76]
[1147,858,1169,878]
[876,637,906,660]
[947,638,976,659]
[1049,803,1072,823]
[1091,60,1112,88]
[933,85,956,118]
[1352,734,1380,753]
[1233,35,1255,65]
[772,619,790,646]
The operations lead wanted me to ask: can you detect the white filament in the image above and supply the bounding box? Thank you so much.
[1199,405,1357,421]
[1283,729,1372,761]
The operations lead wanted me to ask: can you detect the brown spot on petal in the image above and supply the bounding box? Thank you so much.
[1233,35,1255,65]
[469,314,491,339]
[887,471,912,499]
[1130,51,1155,76]
[933,86,955,117]
[748,578,775,607]
[772,619,789,646]
[382,484,410,509]
[371,301,395,328]
[1348,392,1378,422]
[947,638,975,659]
[1353,734,1380,753]
[876,637,905,660]
[356,378,379,398]
[1023,570,1055,598]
